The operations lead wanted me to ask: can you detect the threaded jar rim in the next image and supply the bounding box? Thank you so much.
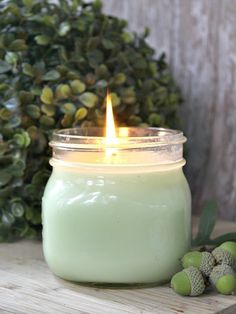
[49,127,186,169]
[50,127,186,150]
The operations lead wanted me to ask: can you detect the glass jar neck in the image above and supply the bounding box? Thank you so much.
[50,127,186,170]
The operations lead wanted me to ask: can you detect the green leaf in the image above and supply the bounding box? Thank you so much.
[19,91,33,105]
[0,187,12,199]
[92,0,102,11]
[148,113,162,126]
[61,113,73,128]
[192,201,218,246]
[22,131,31,147]
[41,15,56,27]
[30,211,41,225]
[87,50,104,68]
[0,83,9,91]
[121,32,133,43]
[22,63,34,77]
[0,172,12,187]
[0,108,12,120]
[5,116,21,128]
[0,60,11,74]
[43,70,60,81]
[25,105,41,119]
[67,71,79,80]
[2,212,15,226]
[96,64,109,79]
[87,37,100,50]
[56,84,71,99]
[133,58,147,70]
[5,52,18,65]
[13,132,30,147]
[79,92,98,108]
[11,202,24,218]
[0,143,8,155]
[23,0,33,8]
[39,115,55,127]
[128,115,142,126]
[61,103,76,114]
[95,80,107,88]
[9,39,27,52]
[32,171,49,185]
[75,107,88,120]
[169,93,179,106]
[59,22,71,36]
[122,88,136,105]
[40,87,53,105]
[41,104,56,116]
[149,62,158,76]
[102,39,114,50]
[12,160,25,172]
[31,86,42,96]
[35,35,51,46]
[112,73,126,85]
[110,93,120,107]
[70,80,86,94]
[209,233,236,246]
[143,27,150,38]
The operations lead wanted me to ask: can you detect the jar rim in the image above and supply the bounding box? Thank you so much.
[50,127,186,150]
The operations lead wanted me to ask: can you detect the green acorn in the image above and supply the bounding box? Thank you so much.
[171,267,205,296]
[212,242,236,266]
[210,264,236,295]
[220,242,236,259]
[182,251,215,276]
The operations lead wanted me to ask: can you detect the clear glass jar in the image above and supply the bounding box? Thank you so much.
[42,127,191,284]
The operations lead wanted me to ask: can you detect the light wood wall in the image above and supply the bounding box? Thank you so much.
[103,0,236,220]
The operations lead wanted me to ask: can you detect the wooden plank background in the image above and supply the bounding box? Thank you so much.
[103,0,236,220]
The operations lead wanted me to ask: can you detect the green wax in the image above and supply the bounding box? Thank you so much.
[42,167,191,284]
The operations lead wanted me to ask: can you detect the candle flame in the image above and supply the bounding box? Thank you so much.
[105,93,118,157]
[105,93,117,143]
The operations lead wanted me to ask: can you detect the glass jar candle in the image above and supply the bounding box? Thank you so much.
[42,127,191,284]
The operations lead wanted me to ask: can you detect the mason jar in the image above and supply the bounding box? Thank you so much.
[42,127,191,284]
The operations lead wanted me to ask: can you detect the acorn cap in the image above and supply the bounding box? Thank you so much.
[171,267,205,296]
[199,252,215,276]
[212,247,234,266]
[182,251,215,276]
[210,264,236,295]
[220,242,236,260]
[210,264,235,284]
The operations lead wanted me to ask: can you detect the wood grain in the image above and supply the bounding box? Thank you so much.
[0,219,236,314]
[103,0,236,220]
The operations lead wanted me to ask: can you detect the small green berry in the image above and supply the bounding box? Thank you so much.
[212,247,234,266]
[210,264,236,295]
[171,267,205,296]
[182,251,215,276]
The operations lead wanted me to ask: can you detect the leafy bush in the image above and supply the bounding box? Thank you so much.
[0,0,182,241]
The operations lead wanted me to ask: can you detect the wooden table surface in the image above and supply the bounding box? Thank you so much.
[0,218,236,314]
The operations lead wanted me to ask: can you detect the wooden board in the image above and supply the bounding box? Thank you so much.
[0,218,236,314]
[103,0,236,220]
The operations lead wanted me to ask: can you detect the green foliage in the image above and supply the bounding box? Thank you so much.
[0,0,182,241]
[192,201,236,246]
